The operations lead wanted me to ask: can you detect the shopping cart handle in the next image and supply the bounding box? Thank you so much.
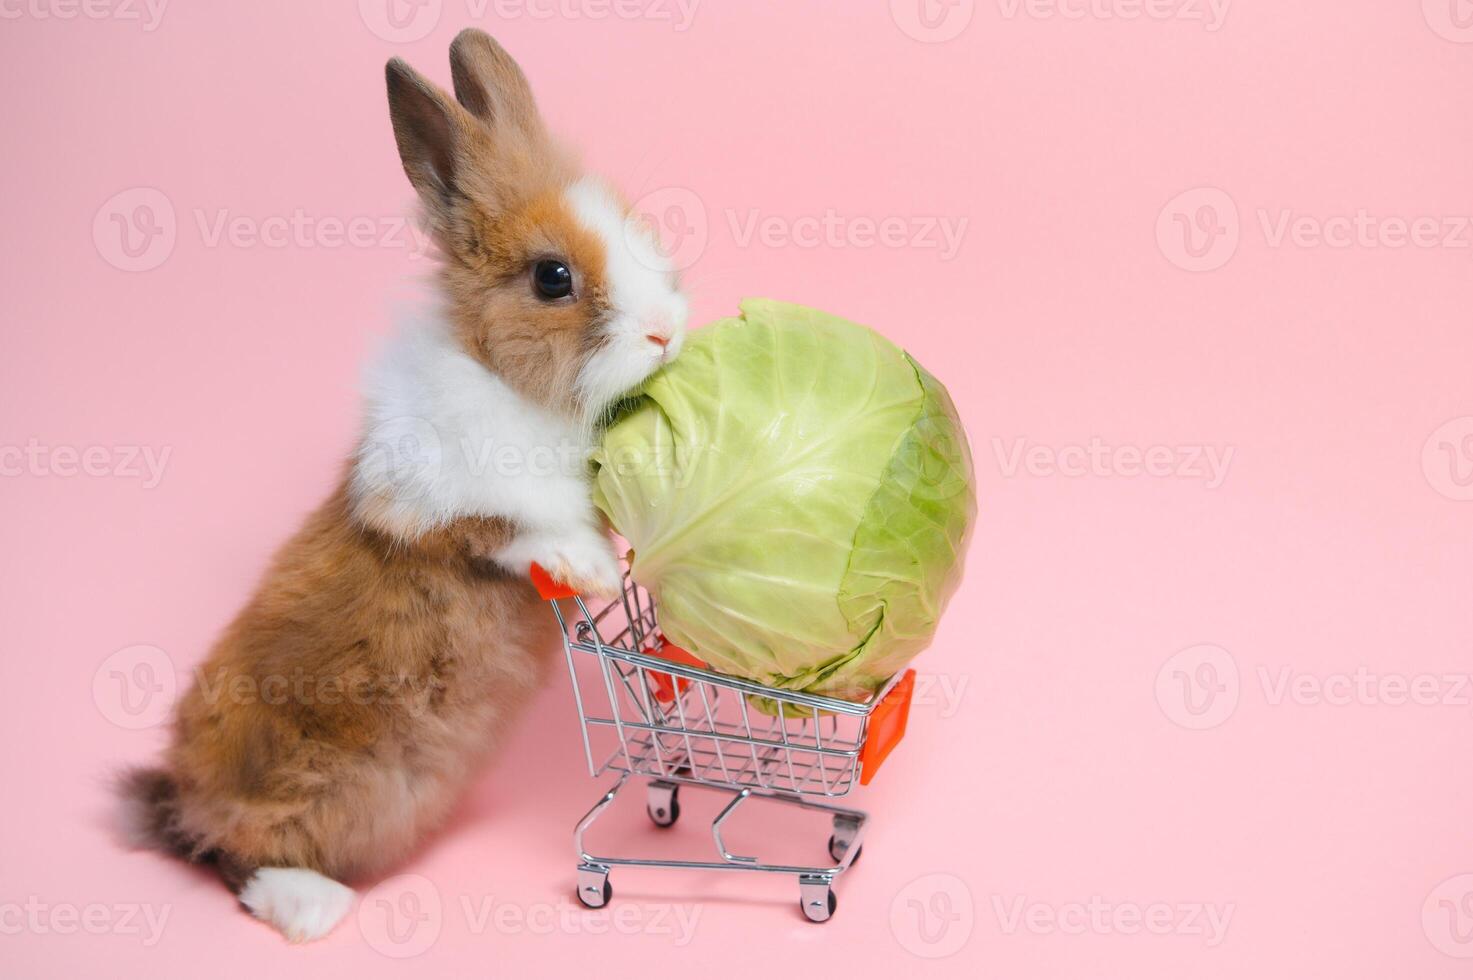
[529,562,579,601]
[644,639,706,703]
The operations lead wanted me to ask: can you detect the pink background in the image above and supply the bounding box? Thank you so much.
[3,1,1472,976]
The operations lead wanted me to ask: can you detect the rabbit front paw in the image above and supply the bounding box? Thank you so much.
[510,528,622,598]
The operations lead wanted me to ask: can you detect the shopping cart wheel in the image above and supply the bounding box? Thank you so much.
[646,781,681,828]
[799,876,837,923]
[576,864,612,909]
[827,834,863,867]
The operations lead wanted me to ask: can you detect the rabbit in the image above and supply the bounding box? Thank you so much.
[116,29,687,944]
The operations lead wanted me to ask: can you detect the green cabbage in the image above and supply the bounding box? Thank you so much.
[591,299,975,702]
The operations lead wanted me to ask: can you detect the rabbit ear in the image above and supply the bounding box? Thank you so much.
[385,56,484,211]
[448,29,545,140]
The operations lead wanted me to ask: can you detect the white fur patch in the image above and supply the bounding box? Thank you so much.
[239,868,356,944]
[564,176,689,411]
[352,311,615,584]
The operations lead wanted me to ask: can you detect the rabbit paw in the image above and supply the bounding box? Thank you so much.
[507,528,622,598]
[540,534,622,597]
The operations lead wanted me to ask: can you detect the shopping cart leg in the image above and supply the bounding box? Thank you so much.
[827,813,863,866]
[573,774,628,908]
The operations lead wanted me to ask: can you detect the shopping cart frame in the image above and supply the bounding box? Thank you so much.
[533,562,915,923]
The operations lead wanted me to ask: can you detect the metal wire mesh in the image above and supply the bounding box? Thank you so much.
[556,571,877,798]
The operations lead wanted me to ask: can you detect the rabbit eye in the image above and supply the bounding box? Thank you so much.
[532,259,573,300]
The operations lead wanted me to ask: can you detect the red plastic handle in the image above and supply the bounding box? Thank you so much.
[858,669,916,785]
[644,641,706,703]
[529,562,578,600]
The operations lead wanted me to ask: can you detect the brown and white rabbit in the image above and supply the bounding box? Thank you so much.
[117,29,687,943]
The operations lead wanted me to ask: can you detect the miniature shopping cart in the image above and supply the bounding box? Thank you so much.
[531,561,916,923]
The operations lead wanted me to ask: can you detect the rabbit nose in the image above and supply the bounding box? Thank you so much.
[643,318,673,347]
[642,314,675,352]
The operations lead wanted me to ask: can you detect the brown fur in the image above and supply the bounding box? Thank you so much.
[138,478,554,884]
[445,187,614,414]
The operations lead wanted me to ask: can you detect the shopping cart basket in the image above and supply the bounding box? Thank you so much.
[531,560,916,922]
